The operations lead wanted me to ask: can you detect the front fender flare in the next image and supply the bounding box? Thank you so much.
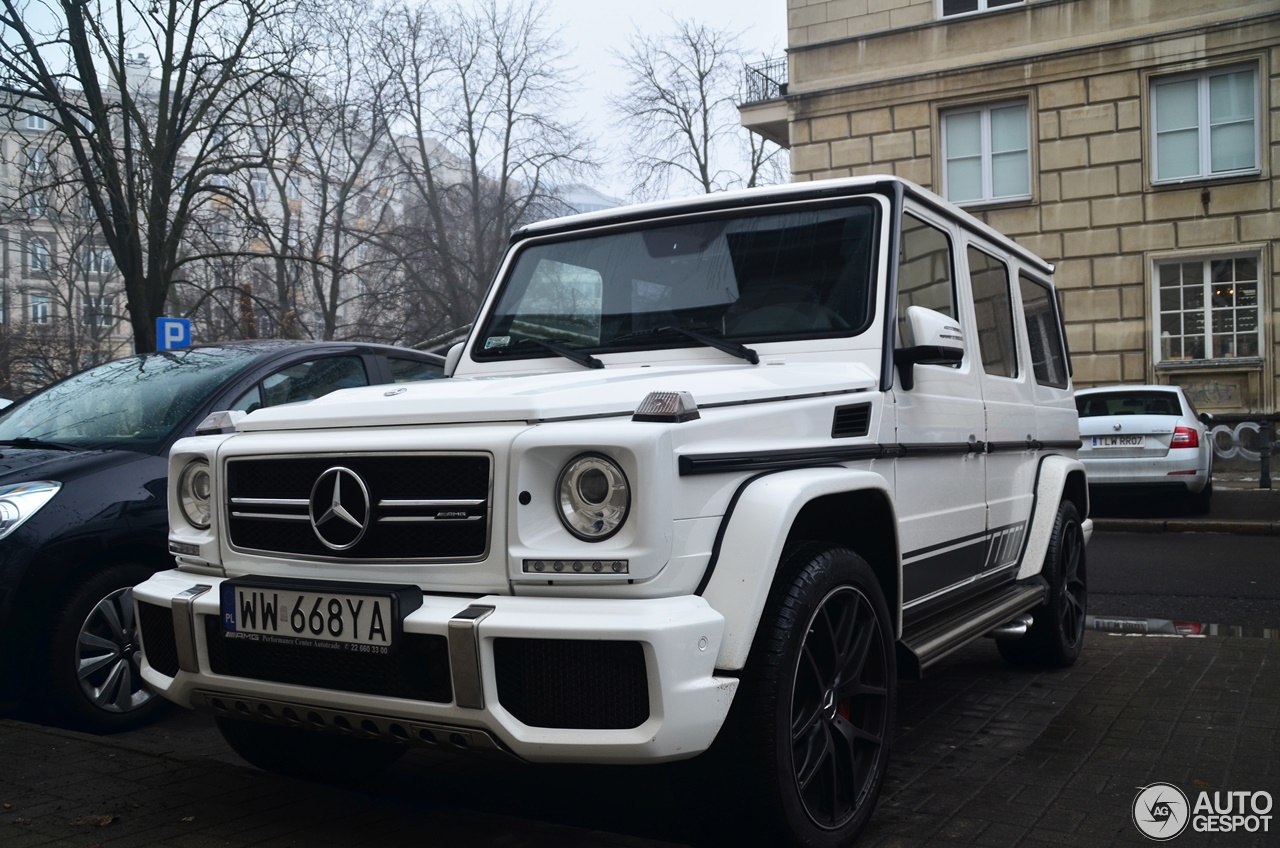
[700,468,897,671]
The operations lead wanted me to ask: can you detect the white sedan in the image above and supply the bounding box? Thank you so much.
[1076,385,1214,514]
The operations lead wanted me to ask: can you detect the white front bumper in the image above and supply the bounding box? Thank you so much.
[133,569,736,764]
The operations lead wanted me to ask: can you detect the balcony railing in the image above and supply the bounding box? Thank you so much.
[743,57,788,104]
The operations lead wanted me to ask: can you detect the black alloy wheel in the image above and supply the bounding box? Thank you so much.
[999,500,1087,668]
[733,544,896,847]
[789,582,893,832]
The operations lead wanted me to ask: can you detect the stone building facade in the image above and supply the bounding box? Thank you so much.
[742,0,1279,415]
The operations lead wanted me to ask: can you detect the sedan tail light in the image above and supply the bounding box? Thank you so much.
[1171,426,1199,448]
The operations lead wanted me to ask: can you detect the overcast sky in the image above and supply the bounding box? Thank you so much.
[544,0,788,200]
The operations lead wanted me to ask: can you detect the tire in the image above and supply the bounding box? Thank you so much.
[216,717,406,784]
[45,563,168,733]
[1188,479,1213,516]
[998,501,1087,669]
[730,543,896,847]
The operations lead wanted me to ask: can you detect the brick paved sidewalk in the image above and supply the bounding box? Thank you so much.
[2,634,1276,847]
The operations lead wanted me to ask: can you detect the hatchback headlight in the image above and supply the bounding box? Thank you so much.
[0,481,61,541]
[556,454,630,541]
[177,461,212,529]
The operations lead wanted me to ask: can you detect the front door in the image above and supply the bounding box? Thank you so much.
[891,209,989,607]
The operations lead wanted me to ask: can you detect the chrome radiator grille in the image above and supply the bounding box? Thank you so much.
[225,453,491,561]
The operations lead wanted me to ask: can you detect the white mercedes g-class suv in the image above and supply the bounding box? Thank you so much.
[136,176,1089,847]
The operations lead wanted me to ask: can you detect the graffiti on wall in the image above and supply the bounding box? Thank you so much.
[1182,380,1243,408]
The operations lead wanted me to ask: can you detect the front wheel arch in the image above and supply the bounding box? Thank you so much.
[701,470,900,672]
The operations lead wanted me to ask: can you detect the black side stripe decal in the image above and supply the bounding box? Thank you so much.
[680,442,1076,476]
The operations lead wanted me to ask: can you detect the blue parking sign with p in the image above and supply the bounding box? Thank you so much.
[156,317,192,351]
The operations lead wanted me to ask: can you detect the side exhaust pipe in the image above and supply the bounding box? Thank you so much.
[987,613,1034,640]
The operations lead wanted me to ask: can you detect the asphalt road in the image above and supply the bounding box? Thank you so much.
[1087,531,1280,629]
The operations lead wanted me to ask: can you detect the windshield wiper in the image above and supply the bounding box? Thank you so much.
[499,337,603,370]
[611,326,759,365]
[0,437,78,452]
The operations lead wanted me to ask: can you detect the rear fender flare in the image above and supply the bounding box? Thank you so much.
[700,468,897,671]
[1017,455,1089,581]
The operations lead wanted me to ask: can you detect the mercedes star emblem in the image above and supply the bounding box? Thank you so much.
[309,466,371,550]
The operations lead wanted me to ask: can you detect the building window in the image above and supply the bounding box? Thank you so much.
[941,0,1023,18]
[26,147,47,175]
[84,295,114,327]
[29,291,51,323]
[1156,256,1261,362]
[27,113,47,131]
[1152,66,1258,183]
[28,237,50,273]
[28,193,47,218]
[250,170,268,200]
[941,102,1030,205]
[82,245,114,275]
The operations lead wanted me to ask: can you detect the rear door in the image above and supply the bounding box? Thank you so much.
[965,243,1036,578]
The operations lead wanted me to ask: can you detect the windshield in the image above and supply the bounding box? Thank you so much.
[476,202,879,361]
[0,348,263,452]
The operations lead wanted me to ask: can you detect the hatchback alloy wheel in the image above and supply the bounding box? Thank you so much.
[75,586,154,714]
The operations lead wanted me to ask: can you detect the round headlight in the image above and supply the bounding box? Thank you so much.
[556,454,630,541]
[178,461,212,529]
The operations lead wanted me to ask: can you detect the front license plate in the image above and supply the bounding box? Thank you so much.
[220,580,403,653]
[1092,435,1144,448]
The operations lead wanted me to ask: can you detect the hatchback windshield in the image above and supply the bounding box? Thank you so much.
[0,348,262,451]
[1076,391,1181,417]
[476,203,879,361]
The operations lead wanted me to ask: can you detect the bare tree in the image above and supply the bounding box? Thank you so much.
[378,0,594,343]
[178,52,407,343]
[0,0,311,352]
[610,18,786,199]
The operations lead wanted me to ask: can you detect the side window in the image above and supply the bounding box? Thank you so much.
[388,357,444,383]
[896,212,956,347]
[1018,274,1069,388]
[258,356,370,407]
[230,385,263,414]
[967,246,1017,378]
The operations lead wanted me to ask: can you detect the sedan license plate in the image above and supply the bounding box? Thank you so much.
[1092,435,1144,448]
[220,579,413,654]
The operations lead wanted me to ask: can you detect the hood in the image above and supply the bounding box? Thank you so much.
[0,446,145,485]
[237,361,879,432]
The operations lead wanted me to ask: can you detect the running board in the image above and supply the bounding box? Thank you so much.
[897,582,1046,679]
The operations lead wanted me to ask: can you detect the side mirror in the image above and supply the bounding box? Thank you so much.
[444,342,464,377]
[1199,412,1215,426]
[894,306,964,391]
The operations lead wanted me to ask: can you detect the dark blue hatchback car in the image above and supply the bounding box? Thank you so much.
[0,341,443,732]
